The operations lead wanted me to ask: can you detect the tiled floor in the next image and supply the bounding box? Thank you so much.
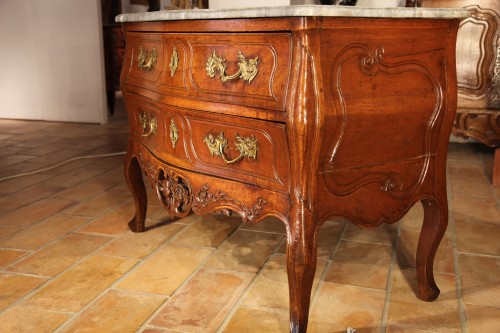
[1,97,499,332]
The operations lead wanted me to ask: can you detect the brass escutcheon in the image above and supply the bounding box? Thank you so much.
[206,50,259,84]
[138,46,157,71]
[169,46,179,78]
[170,119,178,148]
[203,132,258,164]
[138,112,157,137]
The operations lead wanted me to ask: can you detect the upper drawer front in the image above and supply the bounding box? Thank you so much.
[123,32,291,112]
[126,35,164,84]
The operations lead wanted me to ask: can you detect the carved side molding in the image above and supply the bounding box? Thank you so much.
[324,44,442,199]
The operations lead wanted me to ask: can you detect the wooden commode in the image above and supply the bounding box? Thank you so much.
[117,5,468,332]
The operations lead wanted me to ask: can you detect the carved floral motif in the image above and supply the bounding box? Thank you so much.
[193,184,267,222]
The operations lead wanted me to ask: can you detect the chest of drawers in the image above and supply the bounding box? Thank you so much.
[117,6,468,332]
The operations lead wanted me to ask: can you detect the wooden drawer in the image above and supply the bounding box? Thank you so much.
[127,99,191,167]
[184,110,290,192]
[125,95,290,192]
[123,32,291,112]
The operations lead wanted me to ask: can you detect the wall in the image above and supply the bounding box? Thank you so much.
[0,0,107,124]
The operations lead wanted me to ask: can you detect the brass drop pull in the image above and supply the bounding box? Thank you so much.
[206,50,259,84]
[203,132,258,164]
[138,112,157,137]
[138,46,157,71]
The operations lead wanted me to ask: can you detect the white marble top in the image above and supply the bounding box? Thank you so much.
[116,5,469,23]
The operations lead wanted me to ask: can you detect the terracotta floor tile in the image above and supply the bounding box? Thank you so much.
[387,268,460,332]
[399,204,424,231]
[78,202,135,235]
[60,290,165,333]
[6,233,111,276]
[0,273,48,311]
[239,216,286,234]
[242,254,327,310]
[450,195,500,224]
[0,225,21,239]
[317,220,345,259]
[116,244,212,295]
[386,325,442,333]
[324,241,392,289]
[98,223,184,259]
[459,254,500,308]
[0,183,67,219]
[223,306,289,333]
[0,215,89,250]
[308,282,386,333]
[0,173,54,195]
[41,167,107,188]
[464,304,500,333]
[0,197,75,228]
[61,190,131,217]
[449,174,493,197]
[21,255,137,312]
[52,178,119,201]
[455,217,500,256]
[172,214,241,248]
[342,222,397,245]
[447,159,487,178]
[0,249,27,269]
[205,230,283,273]
[0,306,70,333]
[397,229,455,274]
[150,268,253,333]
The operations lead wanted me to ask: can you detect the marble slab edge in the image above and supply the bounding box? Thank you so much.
[116,5,469,23]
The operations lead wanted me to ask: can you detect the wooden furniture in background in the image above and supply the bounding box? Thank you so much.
[422,0,500,185]
[118,6,466,332]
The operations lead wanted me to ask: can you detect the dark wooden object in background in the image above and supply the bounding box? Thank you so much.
[422,0,500,185]
[121,15,461,333]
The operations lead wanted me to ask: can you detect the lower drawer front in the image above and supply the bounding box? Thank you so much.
[127,97,290,193]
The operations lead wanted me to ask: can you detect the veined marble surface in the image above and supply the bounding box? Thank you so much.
[116,5,469,23]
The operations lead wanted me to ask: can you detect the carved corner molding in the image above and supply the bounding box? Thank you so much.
[453,109,500,147]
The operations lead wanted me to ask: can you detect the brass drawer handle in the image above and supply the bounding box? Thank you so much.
[204,132,258,164]
[206,50,259,84]
[138,112,157,137]
[138,46,157,71]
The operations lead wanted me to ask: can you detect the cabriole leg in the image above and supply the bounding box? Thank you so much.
[124,153,147,232]
[416,198,448,301]
[286,209,318,333]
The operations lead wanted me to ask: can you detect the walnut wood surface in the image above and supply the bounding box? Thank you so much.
[121,16,461,332]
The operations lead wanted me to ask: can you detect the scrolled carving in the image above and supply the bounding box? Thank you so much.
[193,184,267,222]
[136,148,192,218]
[157,169,191,216]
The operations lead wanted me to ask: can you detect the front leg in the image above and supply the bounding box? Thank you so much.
[416,198,448,301]
[286,206,319,333]
[124,153,147,232]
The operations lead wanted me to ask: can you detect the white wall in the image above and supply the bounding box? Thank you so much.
[0,0,107,124]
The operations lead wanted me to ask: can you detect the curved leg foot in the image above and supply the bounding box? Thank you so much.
[416,198,447,301]
[124,153,147,233]
[286,209,318,333]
